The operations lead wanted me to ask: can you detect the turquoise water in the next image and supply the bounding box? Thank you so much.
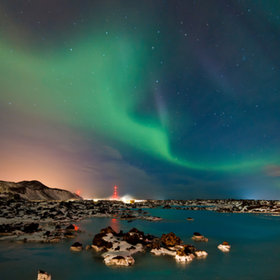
[0,209,280,280]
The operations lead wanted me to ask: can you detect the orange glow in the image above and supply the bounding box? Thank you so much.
[73,224,79,231]
[0,121,93,197]
[75,189,81,196]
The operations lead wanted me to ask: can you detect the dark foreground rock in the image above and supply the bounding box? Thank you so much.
[70,242,83,252]
[161,232,182,247]
[37,270,51,280]
[91,227,207,266]
[218,241,231,252]
[192,232,208,242]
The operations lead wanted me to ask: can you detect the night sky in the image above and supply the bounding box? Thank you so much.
[1,1,280,199]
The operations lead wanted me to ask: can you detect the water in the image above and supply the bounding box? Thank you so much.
[0,209,280,280]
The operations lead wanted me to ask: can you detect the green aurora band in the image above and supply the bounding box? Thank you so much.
[0,34,277,172]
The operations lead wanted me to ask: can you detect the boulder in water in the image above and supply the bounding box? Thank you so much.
[151,247,177,256]
[37,270,51,280]
[160,232,182,247]
[103,254,135,266]
[92,233,113,251]
[191,232,208,242]
[175,249,195,263]
[218,241,231,252]
[195,250,208,258]
[123,228,145,245]
[70,242,83,252]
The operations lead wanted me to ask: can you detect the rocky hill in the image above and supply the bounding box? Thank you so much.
[0,180,82,201]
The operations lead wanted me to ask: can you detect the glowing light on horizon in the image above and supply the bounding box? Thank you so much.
[112,185,119,199]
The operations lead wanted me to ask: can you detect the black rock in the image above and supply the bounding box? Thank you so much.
[71,241,82,247]
[92,233,113,249]
[66,224,75,231]
[23,223,39,233]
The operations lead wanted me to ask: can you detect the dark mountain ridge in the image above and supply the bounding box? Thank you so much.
[0,180,82,201]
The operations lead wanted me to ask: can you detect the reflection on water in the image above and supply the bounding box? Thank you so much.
[110,218,120,233]
[73,224,79,231]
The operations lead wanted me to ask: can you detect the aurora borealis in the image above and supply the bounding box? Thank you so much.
[1,1,280,199]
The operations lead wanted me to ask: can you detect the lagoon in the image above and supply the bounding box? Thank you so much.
[0,209,279,280]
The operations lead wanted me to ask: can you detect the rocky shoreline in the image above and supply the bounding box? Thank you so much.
[0,197,162,242]
[0,196,279,243]
[147,198,280,214]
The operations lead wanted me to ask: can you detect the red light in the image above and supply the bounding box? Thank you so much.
[113,185,119,199]
[75,190,81,196]
[73,224,79,231]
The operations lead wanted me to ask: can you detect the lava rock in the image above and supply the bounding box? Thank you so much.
[100,226,117,235]
[218,241,231,252]
[92,233,113,250]
[37,270,51,280]
[23,223,39,233]
[70,242,83,252]
[161,232,182,247]
[192,232,208,242]
[123,228,145,245]
[103,254,135,266]
[65,224,75,231]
